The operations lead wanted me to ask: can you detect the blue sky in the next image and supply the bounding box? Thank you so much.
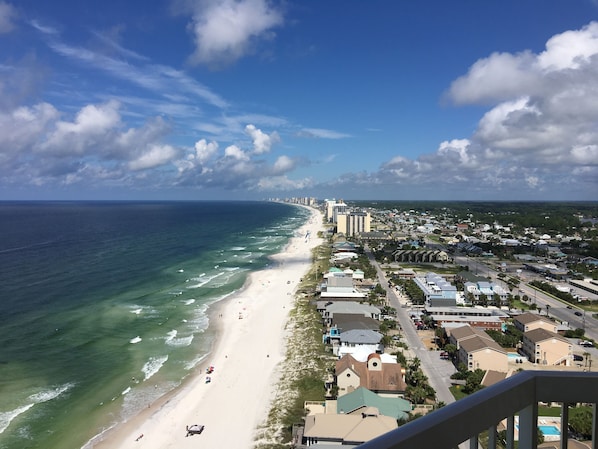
[1,0,597,201]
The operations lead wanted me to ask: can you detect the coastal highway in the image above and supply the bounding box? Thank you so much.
[365,246,457,406]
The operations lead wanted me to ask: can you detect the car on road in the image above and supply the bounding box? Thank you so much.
[574,311,583,316]
[566,305,572,309]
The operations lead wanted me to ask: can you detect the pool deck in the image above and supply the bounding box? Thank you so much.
[511,416,562,442]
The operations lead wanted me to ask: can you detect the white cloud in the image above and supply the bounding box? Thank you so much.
[41,100,122,155]
[224,144,249,161]
[272,155,294,173]
[194,139,219,163]
[257,175,312,191]
[447,51,538,105]
[448,22,598,105]
[0,103,58,162]
[0,2,17,33]
[349,21,598,198]
[538,22,598,70]
[187,0,284,67]
[29,19,58,35]
[245,124,279,153]
[129,144,178,170]
[297,128,351,139]
[44,40,228,109]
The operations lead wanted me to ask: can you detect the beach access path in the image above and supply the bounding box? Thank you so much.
[93,206,324,449]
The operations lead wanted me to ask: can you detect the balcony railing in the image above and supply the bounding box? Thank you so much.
[358,371,598,449]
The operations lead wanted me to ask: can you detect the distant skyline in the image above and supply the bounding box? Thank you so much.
[1,0,597,201]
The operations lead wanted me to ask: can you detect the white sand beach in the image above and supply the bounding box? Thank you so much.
[93,206,324,449]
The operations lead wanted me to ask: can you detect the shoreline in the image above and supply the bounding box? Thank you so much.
[91,205,324,449]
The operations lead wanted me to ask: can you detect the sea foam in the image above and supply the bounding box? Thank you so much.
[0,383,74,434]
[142,355,168,381]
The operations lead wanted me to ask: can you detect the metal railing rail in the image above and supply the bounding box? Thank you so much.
[357,371,598,449]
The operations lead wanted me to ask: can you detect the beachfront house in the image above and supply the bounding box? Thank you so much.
[336,329,384,357]
[335,353,406,397]
[320,272,367,301]
[302,407,398,446]
[337,387,412,421]
[318,301,381,325]
[521,328,572,366]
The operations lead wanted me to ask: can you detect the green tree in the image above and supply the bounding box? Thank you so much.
[569,406,593,438]
[445,344,457,358]
[405,385,428,404]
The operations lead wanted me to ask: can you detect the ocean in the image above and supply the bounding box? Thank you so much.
[0,201,308,449]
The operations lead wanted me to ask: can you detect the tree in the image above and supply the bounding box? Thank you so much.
[466,291,475,305]
[569,406,593,438]
[479,293,488,307]
[444,344,457,358]
[405,385,428,404]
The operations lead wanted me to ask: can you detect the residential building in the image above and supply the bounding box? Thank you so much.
[458,335,508,372]
[513,313,559,334]
[521,328,571,366]
[303,407,398,446]
[413,272,457,307]
[338,211,371,236]
[318,302,381,324]
[464,281,508,304]
[320,273,367,301]
[337,329,384,356]
[429,306,509,332]
[337,387,412,421]
[335,353,406,397]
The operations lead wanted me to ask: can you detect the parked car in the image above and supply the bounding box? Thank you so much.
[573,354,584,361]
[579,341,594,347]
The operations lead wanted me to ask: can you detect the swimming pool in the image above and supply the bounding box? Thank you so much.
[539,425,560,436]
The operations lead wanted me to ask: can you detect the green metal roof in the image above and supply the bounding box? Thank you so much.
[337,387,411,421]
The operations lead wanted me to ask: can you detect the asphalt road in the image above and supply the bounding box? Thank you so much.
[366,247,458,405]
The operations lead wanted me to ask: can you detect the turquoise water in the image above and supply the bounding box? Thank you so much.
[0,201,308,449]
[539,425,560,436]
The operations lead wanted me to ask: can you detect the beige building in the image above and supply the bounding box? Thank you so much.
[449,325,508,372]
[458,336,508,372]
[513,312,558,333]
[448,324,496,349]
[302,407,397,446]
[337,211,371,236]
[522,328,571,366]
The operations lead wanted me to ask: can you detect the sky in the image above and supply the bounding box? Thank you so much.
[1,0,598,201]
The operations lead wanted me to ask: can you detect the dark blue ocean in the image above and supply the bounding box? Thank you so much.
[0,201,308,449]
